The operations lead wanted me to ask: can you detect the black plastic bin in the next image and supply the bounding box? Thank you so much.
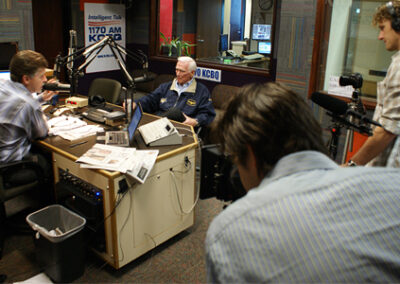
[26,204,87,283]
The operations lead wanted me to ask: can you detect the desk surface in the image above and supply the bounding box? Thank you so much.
[38,105,198,176]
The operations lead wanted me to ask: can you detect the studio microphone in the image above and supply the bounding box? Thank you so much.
[311,92,382,127]
[67,30,77,70]
[161,107,185,123]
[311,92,348,115]
[43,82,71,92]
[53,54,62,79]
[133,72,156,83]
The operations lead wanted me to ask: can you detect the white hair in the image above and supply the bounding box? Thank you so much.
[177,56,197,72]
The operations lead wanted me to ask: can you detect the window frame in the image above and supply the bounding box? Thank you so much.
[149,0,278,78]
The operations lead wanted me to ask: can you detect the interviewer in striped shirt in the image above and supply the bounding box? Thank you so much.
[0,50,57,180]
[205,82,400,283]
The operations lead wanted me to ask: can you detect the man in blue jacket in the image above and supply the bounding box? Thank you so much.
[133,56,215,127]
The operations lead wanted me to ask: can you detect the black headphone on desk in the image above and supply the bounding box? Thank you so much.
[89,95,106,107]
[387,1,400,31]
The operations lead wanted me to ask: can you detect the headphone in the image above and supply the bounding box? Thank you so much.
[387,1,400,31]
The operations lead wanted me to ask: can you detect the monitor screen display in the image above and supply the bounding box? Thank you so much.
[128,103,143,141]
[258,41,271,55]
[252,24,271,40]
[0,71,10,80]
[219,34,228,52]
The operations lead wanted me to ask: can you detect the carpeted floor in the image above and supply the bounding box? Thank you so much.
[0,194,225,283]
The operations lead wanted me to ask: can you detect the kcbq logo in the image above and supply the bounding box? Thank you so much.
[194,67,221,82]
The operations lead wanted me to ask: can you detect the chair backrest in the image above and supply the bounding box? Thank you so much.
[211,84,240,119]
[88,78,122,104]
[154,74,175,89]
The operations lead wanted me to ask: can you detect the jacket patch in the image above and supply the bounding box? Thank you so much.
[160,98,167,104]
[187,99,196,106]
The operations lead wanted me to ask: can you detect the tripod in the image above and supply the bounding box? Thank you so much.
[341,89,365,164]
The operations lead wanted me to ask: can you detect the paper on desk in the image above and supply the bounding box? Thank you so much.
[126,149,159,184]
[58,125,103,141]
[47,115,103,140]
[77,144,159,183]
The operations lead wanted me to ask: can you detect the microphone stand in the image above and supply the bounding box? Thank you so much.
[327,118,342,160]
[55,36,148,117]
[341,89,364,164]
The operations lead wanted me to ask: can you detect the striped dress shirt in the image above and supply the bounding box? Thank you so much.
[0,79,48,162]
[206,151,400,283]
[370,50,400,167]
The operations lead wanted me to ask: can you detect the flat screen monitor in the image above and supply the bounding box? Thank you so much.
[252,24,271,40]
[219,34,229,52]
[0,70,10,80]
[258,41,271,55]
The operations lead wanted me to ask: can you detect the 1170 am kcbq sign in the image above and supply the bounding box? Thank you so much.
[84,3,125,73]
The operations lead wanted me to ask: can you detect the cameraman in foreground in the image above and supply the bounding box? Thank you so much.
[346,2,400,167]
[205,82,400,283]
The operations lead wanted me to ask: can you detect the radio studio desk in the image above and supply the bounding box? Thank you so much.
[37,108,199,269]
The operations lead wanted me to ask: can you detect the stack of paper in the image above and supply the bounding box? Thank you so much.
[76,144,158,184]
[47,115,103,141]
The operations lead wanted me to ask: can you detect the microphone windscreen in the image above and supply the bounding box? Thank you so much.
[311,92,348,115]
[42,83,71,92]
[162,107,185,122]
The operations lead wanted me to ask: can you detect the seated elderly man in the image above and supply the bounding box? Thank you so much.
[132,56,215,127]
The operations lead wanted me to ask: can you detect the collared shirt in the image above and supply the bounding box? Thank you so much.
[0,79,48,162]
[369,50,400,167]
[137,78,216,126]
[206,151,400,283]
[175,77,194,96]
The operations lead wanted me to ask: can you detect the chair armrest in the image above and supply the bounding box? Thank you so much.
[0,160,45,184]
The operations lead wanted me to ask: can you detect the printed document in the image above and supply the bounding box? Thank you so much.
[76,144,158,183]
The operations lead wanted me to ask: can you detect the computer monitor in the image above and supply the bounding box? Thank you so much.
[258,41,271,55]
[128,103,143,141]
[0,70,10,80]
[252,24,271,40]
[219,34,229,53]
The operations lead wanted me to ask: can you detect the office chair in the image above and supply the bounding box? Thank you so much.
[88,78,122,105]
[0,159,44,259]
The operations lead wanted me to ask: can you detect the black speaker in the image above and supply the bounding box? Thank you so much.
[387,1,400,31]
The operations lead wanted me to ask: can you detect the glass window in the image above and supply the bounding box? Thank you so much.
[157,0,275,71]
[313,0,392,100]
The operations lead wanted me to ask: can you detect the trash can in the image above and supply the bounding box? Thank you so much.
[26,204,87,283]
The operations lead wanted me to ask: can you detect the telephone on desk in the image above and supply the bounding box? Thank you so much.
[226,50,240,58]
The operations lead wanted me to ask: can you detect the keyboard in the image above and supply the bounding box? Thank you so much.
[242,53,264,60]
[107,132,128,145]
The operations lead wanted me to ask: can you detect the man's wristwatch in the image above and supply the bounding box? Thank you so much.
[347,160,357,167]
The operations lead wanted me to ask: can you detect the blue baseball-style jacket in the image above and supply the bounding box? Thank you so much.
[136,78,216,127]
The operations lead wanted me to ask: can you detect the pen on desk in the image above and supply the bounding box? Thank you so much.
[70,141,88,148]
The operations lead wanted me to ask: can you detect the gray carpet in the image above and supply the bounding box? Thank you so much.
[0,195,224,283]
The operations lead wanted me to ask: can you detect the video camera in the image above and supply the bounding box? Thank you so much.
[339,73,363,89]
[200,144,246,203]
